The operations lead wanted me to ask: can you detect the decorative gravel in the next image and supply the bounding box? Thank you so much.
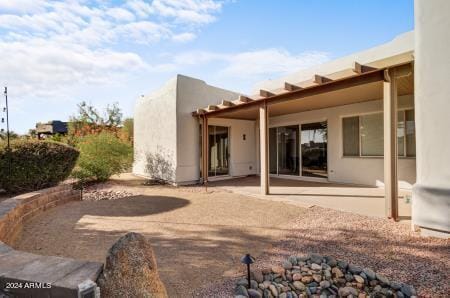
[198,207,449,297]
[82,185,134,201]
[234,254,417,297]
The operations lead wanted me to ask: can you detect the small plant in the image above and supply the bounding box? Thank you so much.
[72,132,132,182]
[0,140,79,193]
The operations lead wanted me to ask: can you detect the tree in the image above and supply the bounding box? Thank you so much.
[120,118,133,144]
[69,101,123,139]
[0,130,19,141]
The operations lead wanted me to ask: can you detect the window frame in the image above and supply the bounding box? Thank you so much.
[341,108,415,158]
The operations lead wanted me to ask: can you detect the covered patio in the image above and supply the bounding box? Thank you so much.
[208,176,412,219]
[194,53,414,221]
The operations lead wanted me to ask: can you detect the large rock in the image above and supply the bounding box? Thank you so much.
[97,232,168,298]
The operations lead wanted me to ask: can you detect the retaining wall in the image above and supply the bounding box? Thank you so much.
[0,184,103,297]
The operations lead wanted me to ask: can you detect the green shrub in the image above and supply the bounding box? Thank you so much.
[0,140,79,193]
[72,132,132,182]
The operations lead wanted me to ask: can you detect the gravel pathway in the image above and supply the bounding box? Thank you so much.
[199,207,449,297]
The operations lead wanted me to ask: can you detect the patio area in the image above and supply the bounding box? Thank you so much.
[12,177,448,297]
[209,176,412,219]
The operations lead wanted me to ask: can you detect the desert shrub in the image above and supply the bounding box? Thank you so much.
[72,132,132,182]
[0,140,79,193]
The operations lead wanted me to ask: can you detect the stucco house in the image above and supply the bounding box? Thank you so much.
[134,1,449,238]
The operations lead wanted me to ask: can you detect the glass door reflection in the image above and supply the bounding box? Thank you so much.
[208,125,229,176]
[269,126,299,176]
[301,122,328,178]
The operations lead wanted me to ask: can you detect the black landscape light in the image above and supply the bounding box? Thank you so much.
[240,253,255,289]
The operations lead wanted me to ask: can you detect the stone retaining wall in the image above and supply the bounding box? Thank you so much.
[0,184,81,245]
[0,184,103,297]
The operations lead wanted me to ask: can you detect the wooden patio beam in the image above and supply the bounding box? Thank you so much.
[221,100,233,107]
[196,62,414,119]
[238,95,253,103]
[352,62,377,74]
[207,105,219,111]
[260,89,275,97]
[284,82,302,92]
[314,74,333,85]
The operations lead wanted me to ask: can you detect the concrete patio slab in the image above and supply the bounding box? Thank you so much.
[208,176,412,219]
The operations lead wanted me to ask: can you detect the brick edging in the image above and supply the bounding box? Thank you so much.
[0,184,81,245]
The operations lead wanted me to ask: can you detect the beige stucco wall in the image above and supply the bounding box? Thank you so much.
[259,96,416,189]
[133,77,178,181]
[413,0,450,235]
[175,75,241,184]
[133,75,241,184]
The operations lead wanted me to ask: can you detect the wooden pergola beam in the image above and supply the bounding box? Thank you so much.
[202,68,386,117]
[196,108,206,115]
[221,100,233,107]
[314,74,332,85]
[260,89,275,97]
[353,62,377,74]
[238,95,252,103]
[284,82,302,91]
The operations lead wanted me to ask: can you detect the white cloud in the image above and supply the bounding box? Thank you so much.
[224,49,330,77]
[172,48,331,79]
[106,7,136,22]
[0,38,147,99]
[172,32,197,42]
[0,0,225,107]
[0,0,47,14]
[152,0,222,24]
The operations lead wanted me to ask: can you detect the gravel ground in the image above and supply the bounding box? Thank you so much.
[12,178,450,297]
[13,182,302,297]
[199,207,450,297]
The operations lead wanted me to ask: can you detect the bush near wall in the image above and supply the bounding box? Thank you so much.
[0,141,79,193]
[71,132,132,182]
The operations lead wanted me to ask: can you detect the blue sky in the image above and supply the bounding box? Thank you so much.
[0,0,413,133]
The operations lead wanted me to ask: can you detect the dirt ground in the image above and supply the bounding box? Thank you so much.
[13,177,449,297]
[13,179,303,297]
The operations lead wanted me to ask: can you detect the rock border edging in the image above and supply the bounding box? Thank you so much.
[235,253,417,298]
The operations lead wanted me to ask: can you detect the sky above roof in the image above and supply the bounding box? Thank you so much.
[0,0,413,133]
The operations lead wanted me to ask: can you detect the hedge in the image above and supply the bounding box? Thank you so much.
[0,140,79,193]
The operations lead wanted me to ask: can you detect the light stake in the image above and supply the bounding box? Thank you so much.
[240,253,255,289]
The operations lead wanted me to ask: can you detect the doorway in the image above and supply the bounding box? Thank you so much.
[208,125,229,176]
[300,121,328,178]
[269,125,300,176]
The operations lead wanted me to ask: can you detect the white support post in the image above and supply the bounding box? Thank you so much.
[259,102,269,195]
[383,69,398,220]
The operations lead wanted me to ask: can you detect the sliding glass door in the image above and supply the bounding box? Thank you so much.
[301,121,328,178]
[269,125,300,176]
[208,125,229,176]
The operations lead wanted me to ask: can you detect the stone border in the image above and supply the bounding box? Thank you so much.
[0,184,80,244]
[235,254,417,298]
[0,184,103,297]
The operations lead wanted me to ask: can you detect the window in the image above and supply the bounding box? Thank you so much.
[405,109,416,157]
[342,117,359,156]
[342,109,416,157]
[360,113,383,156]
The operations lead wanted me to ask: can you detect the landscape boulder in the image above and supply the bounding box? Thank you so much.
[97,232,168,298]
